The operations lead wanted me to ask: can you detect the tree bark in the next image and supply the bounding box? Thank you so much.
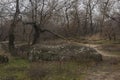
[32,23,40,45]
[8,0,20,55]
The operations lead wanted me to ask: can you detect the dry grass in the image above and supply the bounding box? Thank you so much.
[0,40,120,80]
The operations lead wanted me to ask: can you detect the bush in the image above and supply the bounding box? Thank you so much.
[28,48,60,62]
[91,53,103,62]
[28,44,103,62]
[0,55,9,63]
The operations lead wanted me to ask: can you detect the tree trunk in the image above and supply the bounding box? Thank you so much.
[32,24,40,45]
[8,29,15,55]
[8,0,19,55]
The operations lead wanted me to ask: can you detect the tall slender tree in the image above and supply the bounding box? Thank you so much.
[8,0,20,55]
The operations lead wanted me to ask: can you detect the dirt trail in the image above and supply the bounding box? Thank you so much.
[84,44,119,57]
[70,42,120,80]
[78,44,120,80]
[71,41,119,57]
[85,44,120,80]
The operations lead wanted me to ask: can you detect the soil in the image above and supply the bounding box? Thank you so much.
[81,43,120,80]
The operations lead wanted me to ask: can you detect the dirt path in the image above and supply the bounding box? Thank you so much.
[70,41,119,57]
[83,44,119,57]
[79,44,120,80]
[84,56,120,80]
[69,41,120,80]
[85,44,120,80]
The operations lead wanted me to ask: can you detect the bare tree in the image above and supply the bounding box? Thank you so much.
[24,0,67,45]
[99,0,110,35]
[8,0,20,55]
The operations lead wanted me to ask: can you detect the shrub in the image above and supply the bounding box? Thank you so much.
[28,44,103,62]
[0,55,9,63]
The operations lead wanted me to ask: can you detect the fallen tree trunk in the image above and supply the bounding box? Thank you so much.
[24,22,67,45]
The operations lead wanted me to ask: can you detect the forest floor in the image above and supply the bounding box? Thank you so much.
[0,40,120,80]
[62,40,120,80]
[82,43,120,80]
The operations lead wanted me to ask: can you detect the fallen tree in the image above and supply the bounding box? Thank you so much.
[23,22,67,45]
